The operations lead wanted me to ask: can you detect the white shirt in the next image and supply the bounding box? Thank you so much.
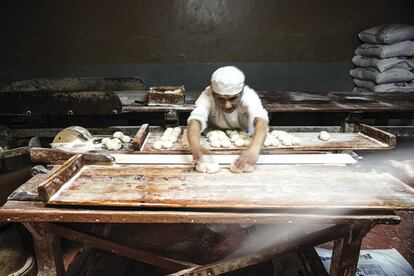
[187,85,269,133]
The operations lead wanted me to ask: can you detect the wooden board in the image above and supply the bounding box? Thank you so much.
[45,163,414,210]
[140,125,394,153]
[121,91,414,113]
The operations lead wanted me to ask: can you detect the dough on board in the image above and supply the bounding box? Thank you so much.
[319,131,330,141]
[113,131,124,139]
[162,140,173,149]
[152,141,163,149]
[195,162,220,174]
[209,139,222,148]
[121,136,131,143]
[106,138,123,150]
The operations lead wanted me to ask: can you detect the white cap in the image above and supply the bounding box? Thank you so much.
[211,66,245,96]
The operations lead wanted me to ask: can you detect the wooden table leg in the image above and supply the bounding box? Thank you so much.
[329,224,372,276]
[23,222,65,276]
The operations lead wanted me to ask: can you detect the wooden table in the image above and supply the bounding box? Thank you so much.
[1,159,414,276]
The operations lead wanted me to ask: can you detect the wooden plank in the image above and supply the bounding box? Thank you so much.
[30,147,114,164]
[37,154,85,203]
[359,124,396,149]
[132,123,149,151]
[0,201,401,224]
[47,223,193,272]
[43,164,414,210]
[0,146,29,159]
[111,153,357,164]
[298,247,329,276]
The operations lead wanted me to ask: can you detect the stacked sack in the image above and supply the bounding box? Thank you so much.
[351,24,414,92]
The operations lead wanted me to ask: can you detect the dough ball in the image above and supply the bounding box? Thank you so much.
[196,162,220,174]
[101,137,110,145]
[319,131,330,141]
[280,135,293,146]
[264,138,272,147]
[217,132,228,141]
[113,131,124,139]
[160,135,170,141]
[243,139,252,147]
[270,138,280,147]
[277,131,290,140]
[152,141,163,150]
[173,127,182,134]
[121,136,131,143]
[234,138,245,147]
[225,130,233,135]
[206,163,220,173]
[229,130,239,137]
[206,131,217,138]
[238,131,247,136]
[209,139,221,148]
[221,139,232,148]
[162,140,173,149]
[195,162,207,173]
[164,128,173,136]
[291,136,301,145]
[271,130,281,138]
[230,134,240,143]
[167,136,178,143]
[106,138,122,150]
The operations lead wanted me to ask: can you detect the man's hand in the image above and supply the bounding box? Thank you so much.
[187,120,212,164]
[231,118,268,173]
[191,145,211,164]
[232,147,260,172]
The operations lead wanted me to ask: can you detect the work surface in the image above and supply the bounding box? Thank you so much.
[45,164,414,210]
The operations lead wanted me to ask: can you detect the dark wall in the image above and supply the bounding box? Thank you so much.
[1,0,413,90]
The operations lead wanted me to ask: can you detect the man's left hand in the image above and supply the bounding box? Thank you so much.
[233,147,260,172]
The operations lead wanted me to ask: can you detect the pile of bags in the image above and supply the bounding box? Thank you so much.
[351,24,414,92]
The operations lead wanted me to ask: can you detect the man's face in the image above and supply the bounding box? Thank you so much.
[213,89,242,113]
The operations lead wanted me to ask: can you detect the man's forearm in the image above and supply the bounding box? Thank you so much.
[249,118,268,151]
[188,120,202,149]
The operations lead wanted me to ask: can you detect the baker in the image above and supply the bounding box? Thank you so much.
[187,66,269,172]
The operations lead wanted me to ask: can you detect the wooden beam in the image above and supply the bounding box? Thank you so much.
[132,123,149,151]
[329,224,372,276]
[23,223,65,276]
[37,154,84,203]
[47,223,195,272]
[30,147,114,164]
[359,124,396,148]
[0,201,401,225]
[298,247,329,276]
[168,224,354,275]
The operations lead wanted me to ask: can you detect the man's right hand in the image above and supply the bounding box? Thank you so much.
[191,145,211,164]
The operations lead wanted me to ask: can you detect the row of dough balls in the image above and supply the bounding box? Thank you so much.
[264,130,301,147]
[153,127,182,149]
[102,131,131,151]
[206,130,252,148]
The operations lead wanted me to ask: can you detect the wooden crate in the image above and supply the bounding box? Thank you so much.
[147,86,185,106]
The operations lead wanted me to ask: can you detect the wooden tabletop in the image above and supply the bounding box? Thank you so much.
[121,91,414,113]
[44,164,414,210]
